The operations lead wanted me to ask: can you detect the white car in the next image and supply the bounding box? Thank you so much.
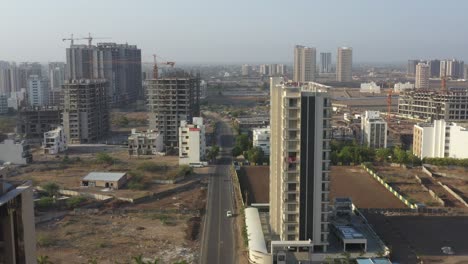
[226,210,233,217]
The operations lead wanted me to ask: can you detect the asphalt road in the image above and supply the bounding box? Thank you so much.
[200,117,236,264]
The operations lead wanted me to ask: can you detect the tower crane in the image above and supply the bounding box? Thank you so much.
[153,54,176,79]
[62,34,82,46]
[81,33,111,47]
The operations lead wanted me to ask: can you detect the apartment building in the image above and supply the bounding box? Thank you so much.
[252,127,270,156]
[43,126,67,155]
[27,75,49,106]
[413,120,468,159]
[270,77,331,252]
[319,52,332,74]
[393,82,414,93]
[0,179,36,264]
[294,45,316,82]
[179,117,206,165]
[146,75,200,147]
[242,64,252,76]
[337,47,353,82]
[62,79,109,144]
[398,90,468,121]
[361,111,387,148]
[360,82,381,93]
[127,129,164,156]
[415,63,430,89]
[0,94,7,114]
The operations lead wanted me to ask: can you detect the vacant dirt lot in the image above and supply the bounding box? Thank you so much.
[373,165,439,206]
[365,212,468,264]
[36,185,206,263]
[237,166,269,205]
[330,166,406,208]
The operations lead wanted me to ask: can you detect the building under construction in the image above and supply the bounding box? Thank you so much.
[62,79,109,143]
[398,89,468,121]
[146,72,200,148]
[17,106,62,140]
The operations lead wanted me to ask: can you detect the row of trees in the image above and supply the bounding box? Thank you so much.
[330,140,421,166]
[231,134,265,164]
[423,157,468,167]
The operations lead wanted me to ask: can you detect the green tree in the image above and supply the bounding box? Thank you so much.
[206,145,220,161]
[246,147,264,165]
[235,134,251,151]
[338,146,353,165]
[231,145,242,157]
[42,182,60,197]
[95,152,115,165]
[393,146,408,164]
[376,148,392,162]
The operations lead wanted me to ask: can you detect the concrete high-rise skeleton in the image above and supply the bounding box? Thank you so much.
[336,47,352,82]
[66,42,142,105]
[146,73,200,148]
[270,77,331,251]
[294,45,316,82]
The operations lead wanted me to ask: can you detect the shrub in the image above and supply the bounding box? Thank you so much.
[137,161,168,172]
[37,197,55,209]
[66,196,86,209]
[42,182,60,197]
[177,165,193,177]
[95,152,115,165]
[37,234,57,247]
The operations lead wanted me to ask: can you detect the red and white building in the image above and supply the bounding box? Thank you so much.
[179,117,206,165]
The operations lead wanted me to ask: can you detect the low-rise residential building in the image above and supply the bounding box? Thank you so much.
[179,117,206,165]
[0,139,32,165]
[252,127,270,155]
[127,129,164,156]
[360,82,381,94]
[234,116,270,134]
[413,120,468,159]
[361,111,387,148]
[0,179,36,264]
[43,126,67,154]
[393,82,414,93]
[81,172,127,190]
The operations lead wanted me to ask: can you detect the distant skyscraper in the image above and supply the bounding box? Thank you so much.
[415,63,430,89]
[269,64,278,76]
[319,52,332,73]
[259,64,270,76]
[464,65,468,79]
[27,75,49,106]
[407,60,419,76]
[428,59,440,78]
[48,62,66,89]
[440,59,464,79]
[336,47,352,82]
[270,77,331,250]
[0,62,11,95]
[293,45,316,82]
[62,79,109,143]
[66,43,142,104]
[277,64,286,75]
[241,64,252,76]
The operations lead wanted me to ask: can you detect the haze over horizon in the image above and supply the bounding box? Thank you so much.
[1,0,468,64]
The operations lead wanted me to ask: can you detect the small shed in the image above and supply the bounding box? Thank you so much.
[81,172,127,190]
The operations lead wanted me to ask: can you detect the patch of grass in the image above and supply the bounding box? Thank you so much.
[66,196,86,209]
[95,152,116,165]
[36,197,55,209]
[37,234,58,247]
[137,161,168,172]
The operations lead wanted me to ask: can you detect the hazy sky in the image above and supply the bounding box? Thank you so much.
[1,0,468,64]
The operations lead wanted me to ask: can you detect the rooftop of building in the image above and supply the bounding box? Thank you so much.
[0,179,32,204]
[64,79,108,85]
[82,172,126,182]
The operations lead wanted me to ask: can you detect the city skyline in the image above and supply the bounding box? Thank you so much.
[1,0,468,64]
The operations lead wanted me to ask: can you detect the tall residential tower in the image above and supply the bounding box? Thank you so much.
[293,45,316,82]
[336,47,352,82]
[415,63,430,89]
[270,77,331,252]
[319,52,332,73]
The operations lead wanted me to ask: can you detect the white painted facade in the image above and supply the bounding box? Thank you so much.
[361,111,387,148]
[252,127,270,155]
[393,82,414,92]
[179,117,206,165]
[0,139,32,165]
[414,120,468,159]
[43,126,67,154]
[127,129,164,155]
[360,82,381,93]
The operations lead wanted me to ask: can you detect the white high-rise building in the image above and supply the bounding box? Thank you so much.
[277,64,287,75]
[270,77,331,251]
[361,111,387,149]
[27,75,49,107]
[48,62,65,89]
[319,52,332,73]
[242,64,252,76]
[336,47,353,82]
[252,127,270,156]
[415,63,430,89]
[43,126,68,155]
[179,117,206,165]
[394,82,415,92]
[259,64,270,76]
[294,45,316,82]
[413,120,468,159]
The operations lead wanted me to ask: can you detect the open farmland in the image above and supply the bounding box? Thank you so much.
[330,166,406,208]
